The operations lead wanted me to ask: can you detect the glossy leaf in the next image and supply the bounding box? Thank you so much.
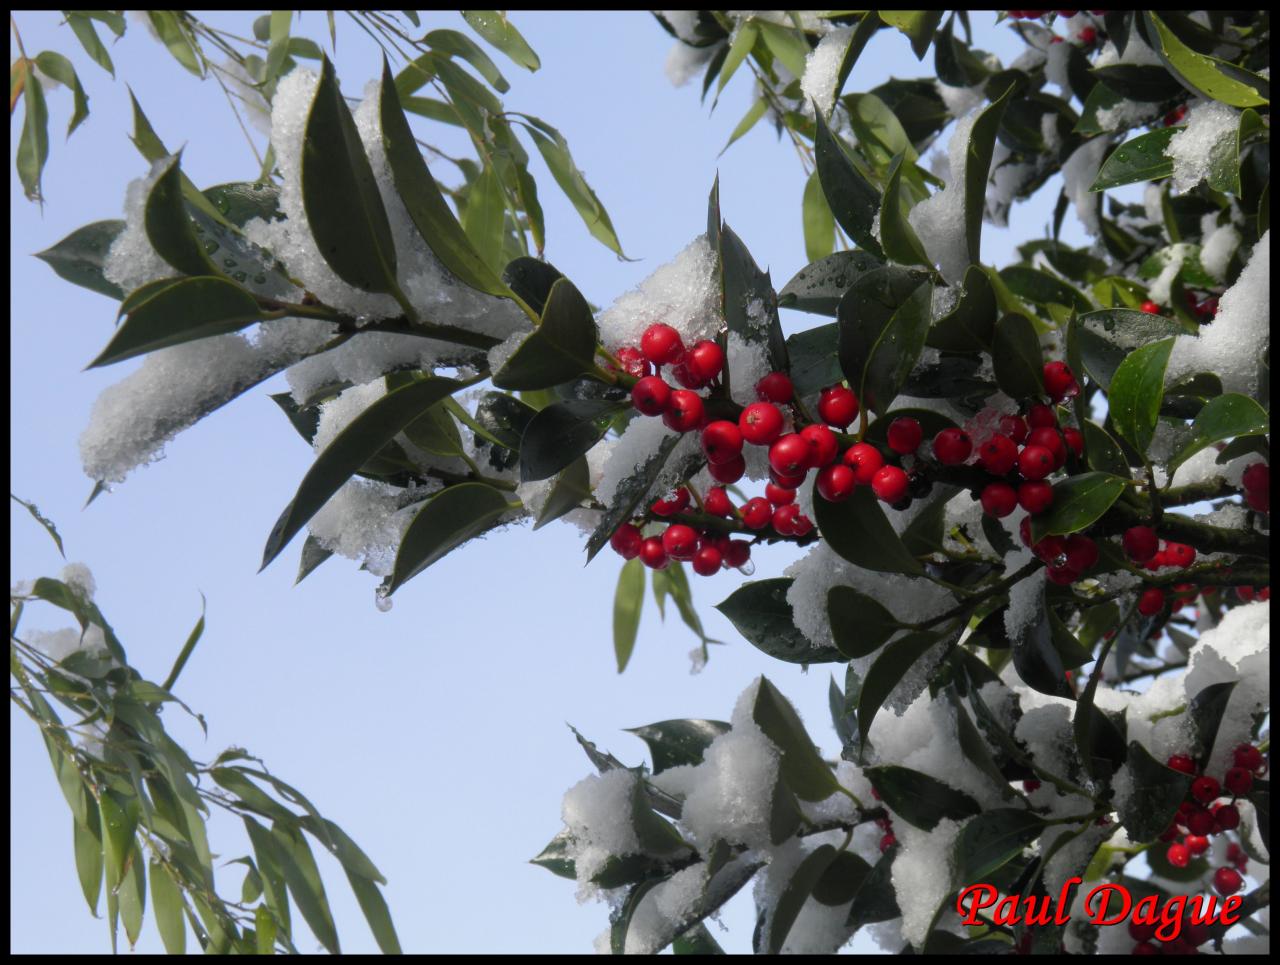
[999,266,1090,312]
[613,558,645,673]
[34,219,126,300]
[1187,681,1238,772]
[778,250,885,317]
[879,153,930,267]
[1029,471,1128,543]
[962,85,1014,267]
[721,222,788,372]
[1118,742,1193,843]
[90,277,262,367]
[753,676,840,802]
[584,433,684,562]
[1091,128,1177,191]
[492,277,599,390]
[926,265,997,351]
[865,764,981,831]
[533,456,591,530]
[303,57,401,299]
[520,399,622,482]
[858,631,944,742]
[1165,394,1269,483]
[1082,420,1131,477]
[715,578,844,664]
[837,265,932,416]
[766,845,839,954]
[1073,309,1183,390]
[955,809,1047,881]
[461,11,541,71]
[262,377,464,570]
[991,313,1045,400]
[626,719,731,774]
[878,10,944,60]
[827,585,906,659]
[1108,337,1174,457]
[813,484,924,576]
[1144,12,1268,108]
[832,13,883,106]
[813,107,884,258]
[846,849,900,929]
[785,323,842,398]
[389,483,516,592]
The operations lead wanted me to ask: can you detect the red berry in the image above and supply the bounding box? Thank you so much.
[1140,299,1161,314]
[708,453,745,484]
[662,390,705,432]
[879,833,896,853]
[670,360,705,389]
[1165,542,1196,568]
[816,464,857,502]
[1185,834,1209,856]
[1023,779,1042,793]
[1027,404,1058,430]
[1049,33,1063,42]
[932,428,972,465]
[686,340,725,383]
[1242,462,1269,494]
[769,466,807,490]
[1166,842,1190,868]
[1213,867,1243,896]
[1129,920,1158,942]
[1227,843,1244,863]
[887,417,923,455]
[1018,480,1055,515]
[1214,803,1240,831]
[980,482,1018,518]
[651,487,690,517]
[871,466,910,503]
[1245,487,1270,512]
[1043,361,1079,402]
[739,402,784,446]
[1183,921,1210,948]
[1123,526,1160,563]
[615,346,651,378]
[701,420,744,465]
[704,487,734,517]
[1191,775,1221,805]
[1033,535,1067,566]
[1260,586,1271,601]
[1020,516,1034,547]
[639,536,669,569]
[769,433,810,477]
[742,497,772,530]
[641,323,685,365]
[1078,25,1096,43]
[800,424,839,468]
[977,433,1018,475]
[692,545,723,576]
[765,483,795,506]
[756,371,794,404]
[1138,587,1165,616]
[1234,744,1264,772]
[1224,767,1254,796]
[791,514,814,537]
[1166,754,1197,775]
[631,375,672,416]
[1062,426,1084,458]
[1063,534,1099,572]
[1027,427,1067,469]
[1018,444,1056,481]
[1131,942,1158,955]
[843,443,884,485]
[724,540,751,568]
[772,503,801,535]
[610,523,643,559]
[1187,808,1215,837]
[1163,104,1188,127]
[817,386,859,428]
[1000,414,1030,443]
[1046,564,1080,585]
[662,524,699,561]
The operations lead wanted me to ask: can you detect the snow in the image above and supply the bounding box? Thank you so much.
[907,112,978,284]
[936,80,985,118]
[59,562,97,601]
[102,158,182,296]
[1062,137,1110,237]
[1167,100,1239,194]
[561,768,644,893]
[891,818,962,947]
[596,235,723,353]
[800,27,852,117]
[1094,98,1160,133]
[726,333,772,407]
[26,624,108,664]
[664,42,715,87]
[1044,40,1072,98]
[1003,547,1042,641]
[659,10,701,43]
[1167,230,1269,396]
[1200,223,1241,282]
[594,414,699,510]
[307,478,437,577]
[1146,242,1192,306]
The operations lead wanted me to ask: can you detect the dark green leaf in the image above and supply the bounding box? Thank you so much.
[201,182,282,227]
[461,11,541,71]
[813,107,884,258]
[878,10,944,60]
[827,585,907,659]
[1082,420,1130,476]
[866,763,981,831]
[926,265,997,351]
[33,51,89,135]
[858,631,944,742]
[1108,337,1174,456]
[34,219,126,300]
[531,829,577,880]
[1143,12,1267,108]
[626,719,731,775]
[1187,681,1237,772]
[837,265,932,416]
[613,558,645,673]
[1248,781,1269,853]
[846,849,900,929]
[1091,128,1177,191]
[1090,64,1184,102]
[673,922,726,954]
[584,433,683,562]
[533,456,591,530]
[720,222,788,373]
[143,154,218,277]
[492,277,599,390]
[66,13,115,75]
[1117,742,1193,843]
[425,27,510,91]
[785,323,842,398]
[389,482,515,592]
[1073,308,1183,391]
[269,823,341,953]
[304,57,401,300]
[1166,394,1269,483]
[962,85,1014,267]
[262,377,464,569]
[147,11,203,77]
[778,250,885,317]
[344,872,401,954]
[10,494,66,557]
[715,578,845,664]
[813,483,924,576]
[520,398,625,482]
[879,152,930,267]
[766,845,839,953]
[991,313,1045,400]
[955,809,1047,881]
[90,276,262,367]
[753,676,840,801]
[73,800,104,915]
[812,850,871,907]
[999,266,1091,311]
[501,256,563,316]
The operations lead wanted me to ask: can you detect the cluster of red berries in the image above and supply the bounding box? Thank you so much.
[1234,585,1271,603]
[1164,103,1189,127]
[1128,913,1213,955]
[610,510,754,577]
[1158,745,1266,895]
[1241,462,1269,513]
[624,323,726,432]
[869,787,896,853]
[1184,289,1219,319]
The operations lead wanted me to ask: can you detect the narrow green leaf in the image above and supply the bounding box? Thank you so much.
[802,169,835,262]
[724,97,768,154]
[73,801,104,915]
[878,153,930,267]
[613,558,645,673]
[425,28,509,91]
[265,10,293,86]
[17,72,49,202]
[270,823,340,954]
[1109,337,1174,456]
[261,377,464,569]
[834,13,882,102]
[147,12,204,78]
[243,818,291,936]
[813,107,884,258]
[753,677,840,801]
[345,872,402,954]
[461,165,506,273]
[66,13,114,75]
[143,154,217,277]
[991,313,1045,400]
[721,222,789,372]
[715,21,759,100]
[33,51,89,135]
[962,83,1015,267]
[461,11,540,71]
[119,841,146,947]
[149,859,187,954]
[389,482,515,592]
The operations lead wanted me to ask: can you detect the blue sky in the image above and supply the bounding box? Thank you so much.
[10,11,1072,953]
